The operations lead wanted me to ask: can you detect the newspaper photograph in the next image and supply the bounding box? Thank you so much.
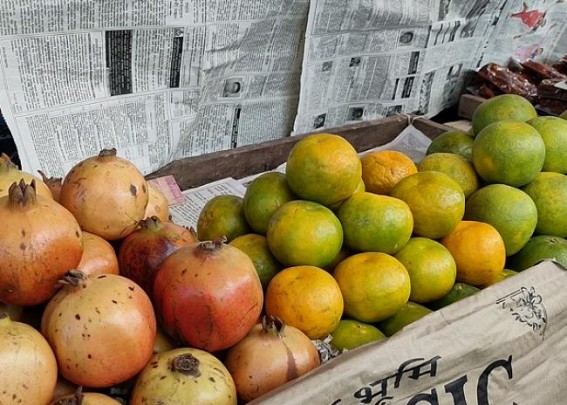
[0,0,566,182]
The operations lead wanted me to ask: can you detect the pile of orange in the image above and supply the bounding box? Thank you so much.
[195,96,567,350]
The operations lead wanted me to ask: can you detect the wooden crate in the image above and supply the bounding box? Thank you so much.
[147,116,452,190]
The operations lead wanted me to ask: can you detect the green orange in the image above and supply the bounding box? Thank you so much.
[417,152,480,198]
[243,172,296,235]
[426,129,474,160]
[427,282,481,310]
[390,171,465,239]
[507,234,567,271]
[285,133,362,206]
[266,200,343,268]
[230,233,282,289]
[377,302,433,337]
[337,192,413,254]
[330,319,386,351]
[528,116,567,173]
[522,172,567,237]
[471,93,537,135]
[197,194,251,242]
[393,237,457,303]
[465,184,538,256]
[471,121,545,187]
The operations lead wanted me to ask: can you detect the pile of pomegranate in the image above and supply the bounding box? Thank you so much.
[0,149,320,405]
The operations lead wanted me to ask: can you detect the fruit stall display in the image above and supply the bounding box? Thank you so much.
[1,99,567,404]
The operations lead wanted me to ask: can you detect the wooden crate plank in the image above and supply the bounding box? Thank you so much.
[458,94,486,120]
[147,116,452,191]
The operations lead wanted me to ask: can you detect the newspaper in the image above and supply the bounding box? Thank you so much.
[0,1,566,179]
[292,0,567,134]
[0,0,308,178]
[250,260,567,404]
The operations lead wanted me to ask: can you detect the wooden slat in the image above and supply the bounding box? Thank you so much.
[147,116,453,191]
[458,94,486,120]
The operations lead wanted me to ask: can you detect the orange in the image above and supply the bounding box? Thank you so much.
[230,233,282,290]
[427,282,480,310]
[337,192,413,254]
[471,93,537,135]
[285,133,362,206]
[197,194,251,242]
[377,302,433,337]
[471,121,545,187]
[465,184,537,255]
[481,269,518,288]
[522,172,567,237]
[528,116,567,173]
[390,171,465,239]
[360,150,417,195]
[417,152,480,198]
[393,237,457,303]
[426,129,474,161]
[266,200,343,268]
[507,234,567,271]
[333,252,411,323]
[328,177,365,212]
[440,220,506,287]
[243,172,296,235]
[329,319,386,351]
[265,265,344,339]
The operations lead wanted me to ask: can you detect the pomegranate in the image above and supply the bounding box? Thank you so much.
[37,170,63,202]
[0,153,53,199]
[130,348,237,405]
[0,180,83,306]
[0,312,58,404]
[58,148,149,240]
[50,388,122,405]
[41,271,156,388]
[145,183,170,222]
[118,216,197,296]
[77,231,120,276]
[153,238,264,352]
[224,315,321,401]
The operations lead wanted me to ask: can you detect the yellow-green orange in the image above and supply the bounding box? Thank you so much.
[561,110,567,120]
[377,302,433,337]
[330,319,386,351]
[390,171,465,239]
[465,184,537,255]
[523,172,567,237]
[265,265,344,339]
[243,172,296,235]
[427,282,480,310]
[337,192,413,254]
[333,252,411,323]
[507,234,567,271]
[471,121,545,187]
[471,93,537,135]
[394,237,457,303]
[230,233,282,289]
[197,194,251,242]
[285,133,362,206]
[426,129,474,160]
[266,200,343,268]
[528,116,567,173]
[417,152,480,198]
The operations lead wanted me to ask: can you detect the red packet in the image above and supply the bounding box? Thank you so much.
[147,175,186,205]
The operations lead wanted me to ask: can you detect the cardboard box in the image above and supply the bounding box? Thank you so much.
[250,260,567,404]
